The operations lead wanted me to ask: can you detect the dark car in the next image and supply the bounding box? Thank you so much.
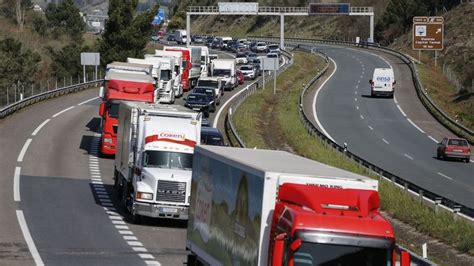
[252,58,262,76]
[193,86,220,106]
[437,137,471,163]
[201,127,226,146]
[184,93,216,112]
[166,35,176,42]
[192,35,204,43]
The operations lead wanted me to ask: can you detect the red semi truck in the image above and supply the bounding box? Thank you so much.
[98,62,155,155]
[187,146,411,265]
[163,46,201,91]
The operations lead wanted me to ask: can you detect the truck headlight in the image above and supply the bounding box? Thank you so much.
[136,192,153,200]
[103,138,112,144]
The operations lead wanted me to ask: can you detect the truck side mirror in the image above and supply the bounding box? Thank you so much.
[393,80,397,85]
[99,86,104,98]
[369,79,373,84]
[400,250,410,266]
[272,233,287,265]
[99,102,105,116]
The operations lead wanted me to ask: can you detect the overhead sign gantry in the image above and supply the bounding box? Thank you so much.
[186,2,375,48]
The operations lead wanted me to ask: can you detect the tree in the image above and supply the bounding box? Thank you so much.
[48,43,86,79]
[2,0,31,30]
[0,38,41,90]
[45,0,85,41]
[97,1,159,66]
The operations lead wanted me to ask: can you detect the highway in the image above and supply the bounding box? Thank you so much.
[1,41,471,265]
[305,44,474,209]
[0,48,266,265]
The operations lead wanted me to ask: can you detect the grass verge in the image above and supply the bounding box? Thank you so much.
[234,51,474,258]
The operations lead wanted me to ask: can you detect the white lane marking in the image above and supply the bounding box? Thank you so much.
[31,119,50,136]
[133,247,148,252]
[139,254,154,260]
[360,115,364,120]
[355,85,359,89]
[127,241,143,247]
[368,126,374,130]
[438,172,453,180]
[360,75,363,78]
[17,139,32,162]
[355,91,358,94]
[124,236,138,241]
[100,199,112,203]
[394,97,398,104]
[52,106,75,118]
[312,57,337,143]
[119,230,134,235]
[396,104,407,117]
[115,225,130,230]
[102,203,114,207]
[78,97,99,106]
[407,118,425,133]
[382,139,390,144]
[354,98,358,102]
[357,80,360,84]
[356,106,359,110]
[404,154,414,160]
[95,191,107,195]
[112,220,126,225]
[16,210,44,266]
[145,261,161,265]
[14,167,21,202]
[428,136,438,143]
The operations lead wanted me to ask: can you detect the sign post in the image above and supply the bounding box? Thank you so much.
[413,16,444,65]
[81,52,101,82]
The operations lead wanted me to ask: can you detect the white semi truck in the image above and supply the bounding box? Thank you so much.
[210,59,237,91]
[114,102,202,223]
[153,50,185,98]
[127,57,176,104]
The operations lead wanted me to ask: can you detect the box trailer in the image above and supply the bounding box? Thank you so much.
[187,146,410,265]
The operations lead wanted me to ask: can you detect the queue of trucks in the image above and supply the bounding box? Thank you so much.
[96,38,411,264]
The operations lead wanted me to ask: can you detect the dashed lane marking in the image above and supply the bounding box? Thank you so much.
[382,139,390,144]
[14,167,21,202]
[17,139,32,162]
[31,119,50,136]
[438,172,453,180]
[52,106,75,118]
[407,118,425,134]
[404,154,414,160]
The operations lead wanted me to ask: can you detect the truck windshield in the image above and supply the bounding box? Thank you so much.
[161,70,171,81]
[213,69,231,77]
[107,102,120,118]
[142,151,193,170]
[293,242,391,266]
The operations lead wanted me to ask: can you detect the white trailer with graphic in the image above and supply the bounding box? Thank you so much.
[114,102,201,222]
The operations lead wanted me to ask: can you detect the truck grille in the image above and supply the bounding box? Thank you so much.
[112,125,118,134]
[156,180,186,203]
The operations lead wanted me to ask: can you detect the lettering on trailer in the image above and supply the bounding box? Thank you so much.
[307,183,343,189]
[145,132,196,147]
[308,3,350,15]
[412,16,444,50]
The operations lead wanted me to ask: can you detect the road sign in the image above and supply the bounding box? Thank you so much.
[412,16,444,50]
[218,2,258,15]
[308,3,350,15]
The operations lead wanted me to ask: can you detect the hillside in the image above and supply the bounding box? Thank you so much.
[172,0,473,129]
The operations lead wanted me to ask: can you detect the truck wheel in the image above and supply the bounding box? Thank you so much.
[131,203,142,224]
[114,170,123,197]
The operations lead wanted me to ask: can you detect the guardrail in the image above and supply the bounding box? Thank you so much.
[248,36,474,143]
[226,49,294,148]
[247,36,474,221]
[0,80,103,119]
[226,44,437,265]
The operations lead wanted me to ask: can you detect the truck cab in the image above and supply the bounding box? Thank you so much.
[271,184,396,265]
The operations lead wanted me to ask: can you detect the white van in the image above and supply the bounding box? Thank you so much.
[369,68,395,98]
